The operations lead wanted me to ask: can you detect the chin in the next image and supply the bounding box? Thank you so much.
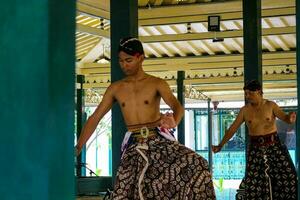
[126,72,134,76]
[123,71,131,75]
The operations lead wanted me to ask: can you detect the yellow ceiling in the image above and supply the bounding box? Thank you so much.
[75,0,297,102]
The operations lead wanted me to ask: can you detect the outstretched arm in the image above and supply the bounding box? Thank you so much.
[212,107,245,153]
[272,102,296,124]
[75,84,115,155]
[157,79,184,128]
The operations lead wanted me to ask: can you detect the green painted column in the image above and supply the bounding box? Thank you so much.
[207,99,213,172]
[242,0,262,167]
[76,75,86,177]
[0,1,75,200]
[243,0,262,84]
[296,0,300,196]
[110,0,138,182]
[177,71,185,144]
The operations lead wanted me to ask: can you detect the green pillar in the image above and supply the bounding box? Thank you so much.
[242,0,262,168]
[243,0,262,84]
[76,75,86,177]
[207,99,213,172]
[0,1,75,200]
[110,0,138,182]
[177,71,185,144]
[296,0,300,196]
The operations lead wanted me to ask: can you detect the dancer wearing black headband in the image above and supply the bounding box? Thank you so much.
[212,80,297,200]
[76,37,216,199]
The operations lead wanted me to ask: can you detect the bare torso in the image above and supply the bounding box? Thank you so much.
[112,74,161,130]
[243,99,277,136]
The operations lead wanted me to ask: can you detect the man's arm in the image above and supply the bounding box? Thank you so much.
[157,79,184,128]
[272,101,296,124]
[75,84,116,155]
[212,107,245,153]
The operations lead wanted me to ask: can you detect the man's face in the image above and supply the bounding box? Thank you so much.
[118,51,142,76]
[244,89,262,103]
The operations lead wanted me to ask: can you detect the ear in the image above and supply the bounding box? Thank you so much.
[137,54,144,62]
[140,54,145,61]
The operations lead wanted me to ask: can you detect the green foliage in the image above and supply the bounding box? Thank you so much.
[214,178,224,192]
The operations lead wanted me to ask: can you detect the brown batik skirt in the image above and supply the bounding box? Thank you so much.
[236,133,297,200]
[111,131,216,200]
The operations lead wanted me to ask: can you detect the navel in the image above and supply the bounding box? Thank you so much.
[121,102,125,107]
[266,117,270,121]
[144,100,149,105]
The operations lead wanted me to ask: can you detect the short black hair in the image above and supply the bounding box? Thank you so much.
[243,80,262,91]
[118,37,144,56]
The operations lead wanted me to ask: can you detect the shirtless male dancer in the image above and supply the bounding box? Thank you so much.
[212,80,297,200]
[75,37,216,199]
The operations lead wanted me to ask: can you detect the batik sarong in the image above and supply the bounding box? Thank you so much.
[236,132,297,200]
[111,127,216,200]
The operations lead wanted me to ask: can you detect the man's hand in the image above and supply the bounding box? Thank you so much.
[289,112,296,124]
[160,112,176,129]
[212,145,222,153]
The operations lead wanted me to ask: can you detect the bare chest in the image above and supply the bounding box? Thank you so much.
[115,81,159,107]
[244,106,275,126]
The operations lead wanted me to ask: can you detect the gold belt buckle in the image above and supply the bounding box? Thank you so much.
[140,127,149,138]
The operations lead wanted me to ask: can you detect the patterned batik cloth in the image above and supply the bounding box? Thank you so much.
[236,134,297,200]
[111,127,216,200]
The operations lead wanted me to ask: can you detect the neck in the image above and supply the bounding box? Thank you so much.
[126,71,147,81]
[251,98,263,107]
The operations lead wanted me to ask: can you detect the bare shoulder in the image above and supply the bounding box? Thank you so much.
[265,99,275,104]
[265,99,277,107]
[239,105,247,113]
[147,74,163,81]
[145,74,166,87]
[106,80,123,93]
[150,75,167,85]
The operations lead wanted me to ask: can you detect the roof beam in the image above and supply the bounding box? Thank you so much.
[76,23,110,38]
[77,1,110,19]
[77,51,296,74]
[139,0,294,19]
[77,24,295,42]
[140,26,295,43]
[139,7,295,26]
[76,1,295,24]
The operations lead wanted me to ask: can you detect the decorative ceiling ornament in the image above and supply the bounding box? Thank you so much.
[85,89,102,104]
[185,85,210,101]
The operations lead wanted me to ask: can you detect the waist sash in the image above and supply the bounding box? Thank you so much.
[249,132,279,146]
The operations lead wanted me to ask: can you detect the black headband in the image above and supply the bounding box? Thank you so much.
[118,37,144,56]
[243,80,262,91]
